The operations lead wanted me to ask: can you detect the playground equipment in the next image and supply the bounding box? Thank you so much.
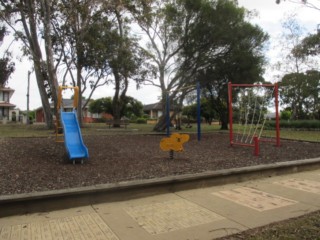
[160,133,190,159]
[165,82,201,141]
[56,86,89,163]
[228,82,280,156]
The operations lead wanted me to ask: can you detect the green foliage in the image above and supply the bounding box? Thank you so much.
[182,98,216,124]
[121,96,144,119]
[294,33,320,57]
[142,114,150,119]
[266,120,320,129]
[182,104,197,120]
[89,97,113,114]
[0,58,15,87]
[0,26,6,43]
[89,96,143,119]
[281,110,292,120]
[29,111,35,120]
[136,118,147,124]
[180,0,268,129]
[279,71,320,120]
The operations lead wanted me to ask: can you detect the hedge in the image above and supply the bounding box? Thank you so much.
[265,120,320,130]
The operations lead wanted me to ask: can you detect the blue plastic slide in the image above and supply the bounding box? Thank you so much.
[60,110,89,160]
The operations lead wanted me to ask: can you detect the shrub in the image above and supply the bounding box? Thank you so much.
[136,118,147,124]
[265,120,320,129]
[280,110,291,120]
[95,118,106,123]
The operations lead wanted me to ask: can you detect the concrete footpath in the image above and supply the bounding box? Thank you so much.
[1,167,320,239]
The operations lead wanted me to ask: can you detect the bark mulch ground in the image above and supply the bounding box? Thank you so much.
[1,133,319,195]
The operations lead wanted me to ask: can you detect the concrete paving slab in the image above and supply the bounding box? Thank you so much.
[93,192,247,240]
[274,178,320,194]
[0,205,95,227]
[176,170,320,230]
[212,187,298,212]
[0,213,120,240]
[238,169,320,207]
[1,169,320,240]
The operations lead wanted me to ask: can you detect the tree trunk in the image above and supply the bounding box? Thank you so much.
[77,62,83,127]
[153,114,168,132]
[34,61,53,128]
[25,0,54,128]
[219,110,229,130]
[112,72,129,128]
[112,99,121,128]
[40,0,59,122]
[153,98,172,132]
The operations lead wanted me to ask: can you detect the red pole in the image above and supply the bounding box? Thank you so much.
[275,83,280,147]
[254,136,260,156]
[228,82,233,146]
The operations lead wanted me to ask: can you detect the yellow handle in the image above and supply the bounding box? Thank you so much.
[57,86,79,110]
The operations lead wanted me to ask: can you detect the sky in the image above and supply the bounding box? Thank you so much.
[4,0,320,110]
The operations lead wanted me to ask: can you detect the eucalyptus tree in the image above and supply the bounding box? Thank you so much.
[276,0,320,10]
[0,0,59,128]
[0,28,15,87]
[89,96,143,119]
[89,97,113,115]
[276,16,311,74]
[0,57,15,87]
[275,16,319,119]
[179,0,268,130]
[128,0,267,131]
[52,0,110,125]
[53,1,149,127]
[102,2,150,127]
[127,0,202,131]
[280,70,320,119]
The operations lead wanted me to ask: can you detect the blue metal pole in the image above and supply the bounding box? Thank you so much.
[166,92,170,136]
[197,82,201,141]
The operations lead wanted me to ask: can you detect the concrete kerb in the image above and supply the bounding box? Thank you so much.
[1,157,320,217]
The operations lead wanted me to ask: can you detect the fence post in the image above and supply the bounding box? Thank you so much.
[254,136,260,156]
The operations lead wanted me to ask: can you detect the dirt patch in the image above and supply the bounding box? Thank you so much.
[0,133,319,195]
[218,210,320,240]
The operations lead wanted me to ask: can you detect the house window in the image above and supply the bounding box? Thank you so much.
[3,108,8,117]
[0,92,3,101]
[3,92,9,102]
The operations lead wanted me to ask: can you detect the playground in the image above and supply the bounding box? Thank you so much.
[0,130,319,195]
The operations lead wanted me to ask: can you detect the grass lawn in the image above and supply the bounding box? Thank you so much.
[0,122,319,143]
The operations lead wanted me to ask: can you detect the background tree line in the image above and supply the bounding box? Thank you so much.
[274,0,320,120]
[0,0,269,131]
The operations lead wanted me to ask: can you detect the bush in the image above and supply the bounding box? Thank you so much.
[265,120,320,129]
[136,118,147,124]
[281,110,291,120]
[142,114,150,119]
[95,118,106,123]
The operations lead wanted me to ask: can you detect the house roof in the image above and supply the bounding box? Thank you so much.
[0,102,16,107]
[143,102,180,111]
[0,87,14,92]
[52,99,86,108]
[0,87,15,99]
[143,102,163,111]
[35,99,88,111]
